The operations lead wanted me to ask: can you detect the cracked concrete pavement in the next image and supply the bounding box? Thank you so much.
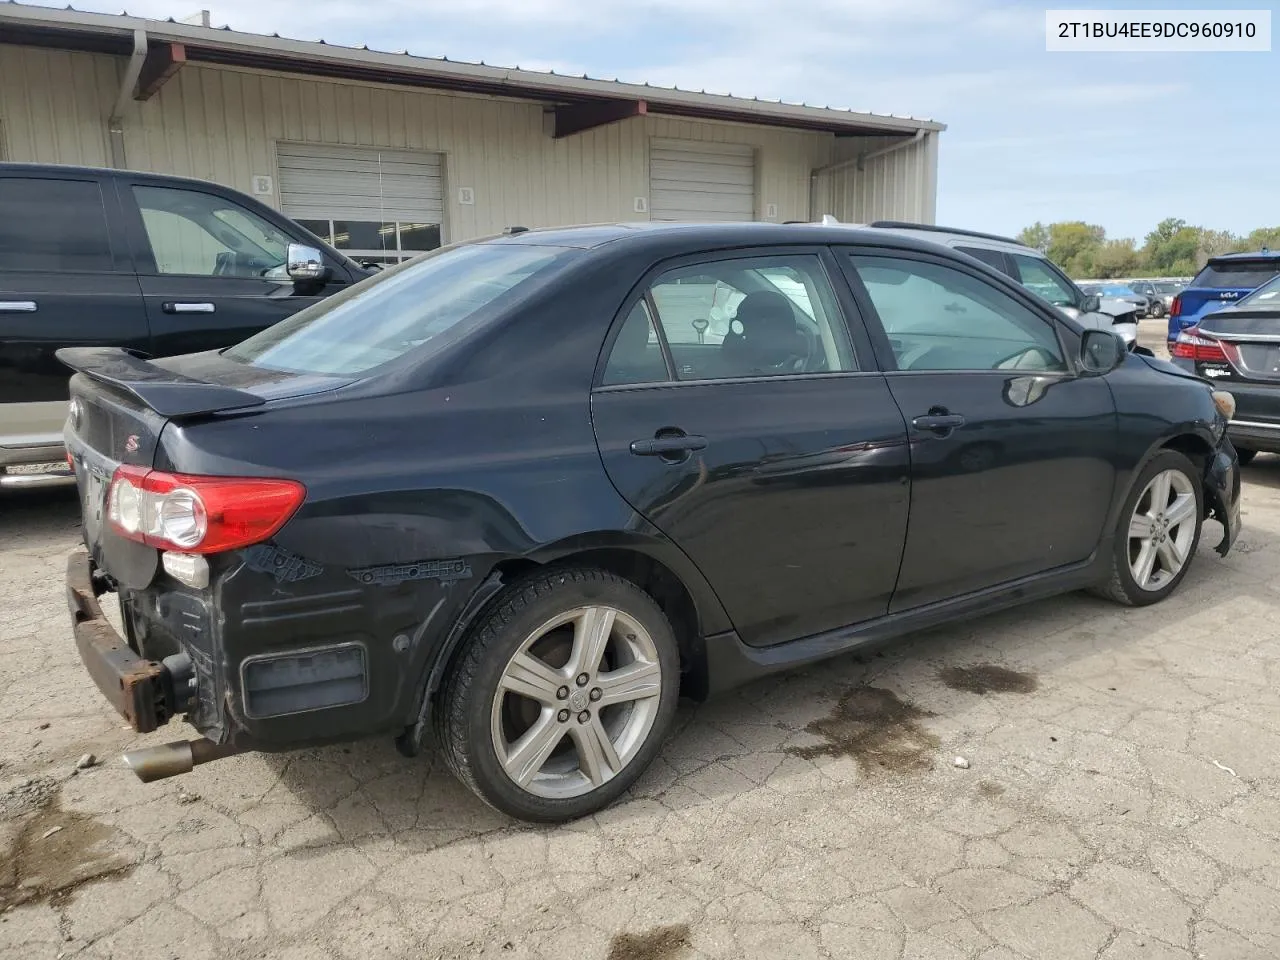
[5,414,1280,956]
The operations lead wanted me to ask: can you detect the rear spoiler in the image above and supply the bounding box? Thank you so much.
[56,347,266,419]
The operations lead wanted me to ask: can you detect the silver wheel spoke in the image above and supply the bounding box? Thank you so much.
[500,652,565,705]
[1166,493,1196,528]
[596,660,661,707]
[1133,538,1158,588]
[570,606,616,676]
[1156,539,1181,574]
[571,717,621,786]
[1148,471,1172,512]
[1129,513,1155,539]
[1165,532,1190,566]
[503,711,564,787]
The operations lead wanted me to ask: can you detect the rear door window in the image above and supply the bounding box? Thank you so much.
[1191,262,1280,289]
[225,242,580,375]
[0,177,113,272]
[636,254,858,381]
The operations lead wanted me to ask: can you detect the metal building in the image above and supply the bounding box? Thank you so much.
[0,4,944,259]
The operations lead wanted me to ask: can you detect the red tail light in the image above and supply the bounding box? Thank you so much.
[1170,326,1232,364]
[107,466,305,554]
[1169,294,1182,318]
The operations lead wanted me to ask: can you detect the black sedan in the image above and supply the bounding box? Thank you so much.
[1171,273,1280,463]
[60,222,1241,822]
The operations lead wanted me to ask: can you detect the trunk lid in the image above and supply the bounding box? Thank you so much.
[58,347,347,589]
[1197,305,1280,385]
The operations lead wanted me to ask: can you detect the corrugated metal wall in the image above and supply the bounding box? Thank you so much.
[0,43,937,237]
[812,133,939,225]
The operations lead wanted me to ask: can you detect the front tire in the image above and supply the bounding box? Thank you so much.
[1095,450,1202,606]
[436,567,680,822]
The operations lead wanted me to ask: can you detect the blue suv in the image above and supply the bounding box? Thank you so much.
[1168,250,1280,346]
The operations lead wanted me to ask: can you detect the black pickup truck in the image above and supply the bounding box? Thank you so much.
[0,163,373,489]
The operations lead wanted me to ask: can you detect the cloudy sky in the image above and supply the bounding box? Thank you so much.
[51,0,1278,243]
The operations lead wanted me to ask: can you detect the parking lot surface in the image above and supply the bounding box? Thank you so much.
[5,396,1280,958]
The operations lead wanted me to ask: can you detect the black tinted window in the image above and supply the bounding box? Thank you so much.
[1191,262,1280,289]
[955,246,1010,274]
[0,178,112,272]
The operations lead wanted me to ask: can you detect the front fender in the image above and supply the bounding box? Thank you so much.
[1203,444,1242,557]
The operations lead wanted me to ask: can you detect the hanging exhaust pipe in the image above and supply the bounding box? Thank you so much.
[122,738,241,783]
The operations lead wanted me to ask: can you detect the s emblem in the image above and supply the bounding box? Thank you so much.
[124,435,140,454]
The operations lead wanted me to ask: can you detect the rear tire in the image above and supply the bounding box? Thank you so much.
[1236,448,1258,466]
[435,567,680,822]
[1093,450,1202,606]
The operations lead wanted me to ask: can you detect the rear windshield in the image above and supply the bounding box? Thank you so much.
[1190,261,1280,290]
[225,242,579,375]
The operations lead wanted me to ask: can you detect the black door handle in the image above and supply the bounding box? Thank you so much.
[630,435,708,456]
[912,413,966,433]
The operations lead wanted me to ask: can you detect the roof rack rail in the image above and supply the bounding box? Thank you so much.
[869,220,1024,247]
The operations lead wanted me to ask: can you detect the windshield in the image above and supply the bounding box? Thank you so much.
[225,242,580,375]
[1153,281,1181,294]
[1098,284,1137,297]
[1238,273,1280,307]
[1191,261,1280,290]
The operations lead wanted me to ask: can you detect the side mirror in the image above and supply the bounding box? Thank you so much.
[1080,294,1101,313]
[286,243,326,282]
[1081,328,1126,374]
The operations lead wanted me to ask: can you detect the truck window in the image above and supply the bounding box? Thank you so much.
[133,186,293,280]
[0,178,113,272]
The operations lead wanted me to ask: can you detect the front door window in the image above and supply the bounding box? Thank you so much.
[133,186,293,280]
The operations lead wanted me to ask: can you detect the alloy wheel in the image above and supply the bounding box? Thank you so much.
[490,605,663,799]
[1127,468,1197,591]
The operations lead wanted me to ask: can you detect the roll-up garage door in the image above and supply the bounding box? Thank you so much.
[276,143,445,263]
[649,140,756,222]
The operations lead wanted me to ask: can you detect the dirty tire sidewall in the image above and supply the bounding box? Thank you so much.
[436,567,680,823]
[1099,449,1202,606]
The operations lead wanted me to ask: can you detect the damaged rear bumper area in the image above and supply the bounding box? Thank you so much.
[66,550,239,779]
[67,550,184,733]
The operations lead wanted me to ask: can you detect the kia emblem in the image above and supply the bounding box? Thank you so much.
[124,435,140,454]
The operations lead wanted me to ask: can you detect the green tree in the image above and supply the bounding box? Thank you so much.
[1144,224,1201,275]
[1017,222,1050,252]
[1091,238,1140,278]
[1143,217,1188,250]
[1242,227,1280,251]
[1045,221,1106,278]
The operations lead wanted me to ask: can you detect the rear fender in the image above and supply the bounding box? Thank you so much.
[395,526,733,754]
